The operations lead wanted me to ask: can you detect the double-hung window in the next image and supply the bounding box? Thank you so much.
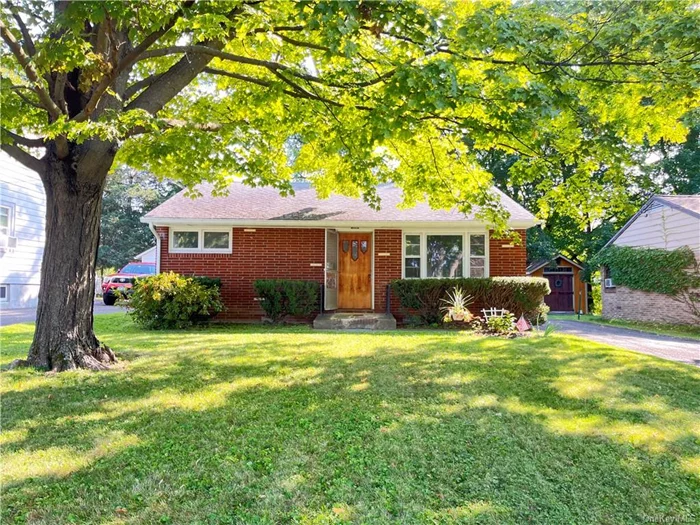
[403,233,488,279]
[170,228,231,253]
[468,234,486,277]
[0,206,11,237]
[404,234,421,278]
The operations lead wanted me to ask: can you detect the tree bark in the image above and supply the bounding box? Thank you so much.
[27,142,117,371]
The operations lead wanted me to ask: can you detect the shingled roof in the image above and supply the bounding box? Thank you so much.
[143,182,536,227]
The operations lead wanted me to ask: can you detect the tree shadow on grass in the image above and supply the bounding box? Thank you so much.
[1,325,699,524]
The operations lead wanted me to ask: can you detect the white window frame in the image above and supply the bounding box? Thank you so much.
[0,205,14,237]
[467,233,487,278]
[0,284,8,302]
[169,227,232,254]
[403,233,422,279]
[401,231,490,279]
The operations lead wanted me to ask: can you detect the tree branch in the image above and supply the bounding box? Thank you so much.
[124,73,165,101]
[8,85,44,109]
[139,44,398,89]
[0,142,44,173]
[273,32,330,52]
[202,67,372,110]
[71,6,188,123]
[0,127,45,147]
[5,0,35,55]
[0,19,62,120]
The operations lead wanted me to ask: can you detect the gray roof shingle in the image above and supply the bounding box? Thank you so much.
[655,195,700,218]
[144,182,536,225]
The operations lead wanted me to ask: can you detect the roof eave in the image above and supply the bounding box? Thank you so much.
[141,217,539,230]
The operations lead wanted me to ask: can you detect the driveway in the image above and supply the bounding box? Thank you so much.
[551,319,700,367]
[0,302,124,327]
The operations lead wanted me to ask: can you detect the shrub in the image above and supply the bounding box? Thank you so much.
[128,272,224,329]
[486,311,517,334]
[528,303,550,326]
[391,277,550,325]
[254,279,320,322]
[191,276,222,290]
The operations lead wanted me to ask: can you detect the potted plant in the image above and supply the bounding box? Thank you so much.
[440,286,474,323]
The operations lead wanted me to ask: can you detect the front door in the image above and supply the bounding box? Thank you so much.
[544,273,574,312]
[338,232,372,309]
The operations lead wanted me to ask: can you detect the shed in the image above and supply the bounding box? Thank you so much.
[526,255,588,314]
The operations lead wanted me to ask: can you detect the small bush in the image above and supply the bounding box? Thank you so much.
[486,311,517,334]
[391,277,550,325]
[191,276,222,290]
[254,279,320,323]
[128,272,224,329]
[528,303,550,326]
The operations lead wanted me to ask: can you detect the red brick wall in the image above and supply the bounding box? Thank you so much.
[489,229,527,276]
[374,229,403,314]
[157,227,325,320]
[156,227,528,321]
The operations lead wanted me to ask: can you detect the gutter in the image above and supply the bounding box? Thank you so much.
[141,217,540,230]
[148,222,161,274]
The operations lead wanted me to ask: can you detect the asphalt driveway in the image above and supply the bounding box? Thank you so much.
[0,302,124,327]
[551,319,700,367]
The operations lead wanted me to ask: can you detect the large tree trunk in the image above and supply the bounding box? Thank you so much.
[27,142,117,371]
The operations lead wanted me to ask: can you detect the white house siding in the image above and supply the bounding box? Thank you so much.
[0,153,46,308]
[135,246,156,263]
[614,203,700,259]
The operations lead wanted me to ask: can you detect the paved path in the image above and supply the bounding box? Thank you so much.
[551,319,700,367]
[0,302,124,327]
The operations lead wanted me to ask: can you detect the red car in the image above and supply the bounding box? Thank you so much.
[101,262,156,305]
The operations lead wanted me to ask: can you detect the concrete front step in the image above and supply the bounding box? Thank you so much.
[313,312,397,330]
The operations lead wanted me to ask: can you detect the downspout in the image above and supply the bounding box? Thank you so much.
[148,222,161,274]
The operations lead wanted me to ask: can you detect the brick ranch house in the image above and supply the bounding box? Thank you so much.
[601,195,700,325]
[142,183,538,321]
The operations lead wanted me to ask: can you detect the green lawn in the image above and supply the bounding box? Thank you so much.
[550,313,700,341]
[2,314,699,524]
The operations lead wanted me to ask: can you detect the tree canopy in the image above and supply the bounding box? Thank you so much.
[98,167,180,272]
[2,0,699,233]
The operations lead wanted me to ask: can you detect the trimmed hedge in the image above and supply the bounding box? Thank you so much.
[191,276,222,290]
[391,277,550,325]
[254,279,320,322]
[129,272,224,329]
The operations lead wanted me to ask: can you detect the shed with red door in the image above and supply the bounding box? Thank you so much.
[526,255,588,314]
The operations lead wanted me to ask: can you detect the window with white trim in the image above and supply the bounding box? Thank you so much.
[403,233,488,279]
[0,206,11,237]
[173,231,199,249]
[0,285,7,302]
[170,228,231,253]
[404,234,421,278]
[468,234,486,277]
[427,235,463,278]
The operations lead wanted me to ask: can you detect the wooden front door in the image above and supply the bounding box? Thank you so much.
[544,273,574,312]
[338,233,372,309]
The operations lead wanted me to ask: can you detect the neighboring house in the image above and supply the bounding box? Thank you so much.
[0,152,46,308]
[601,195,700,325]
[134,246,156,263]
[142,182,537,321]
[526,254,588,314]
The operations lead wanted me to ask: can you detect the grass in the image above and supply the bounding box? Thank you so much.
[1,314,699,524]
[549,313,700,341]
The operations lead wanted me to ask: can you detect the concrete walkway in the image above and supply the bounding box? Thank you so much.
[551,319,700,367]
[0,302,123,327]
